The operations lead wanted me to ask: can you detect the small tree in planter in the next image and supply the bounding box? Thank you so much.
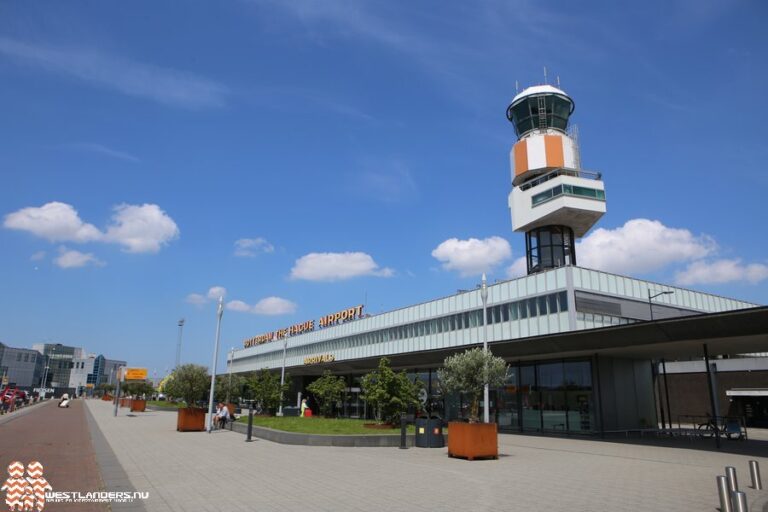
[307,371,346,417]
[165,364,210,431]
[361,357,421,425]
[438,348,508,460]
[124,382,154,412]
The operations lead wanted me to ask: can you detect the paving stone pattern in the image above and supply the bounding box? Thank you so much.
[0,400,108,512]
[86,400,767,512]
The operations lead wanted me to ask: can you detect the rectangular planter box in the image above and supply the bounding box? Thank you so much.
[177,407,206,432]
[131,399,146,412]
[447,422,498,460]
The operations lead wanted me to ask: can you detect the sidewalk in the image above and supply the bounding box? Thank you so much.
[86,400,767,512]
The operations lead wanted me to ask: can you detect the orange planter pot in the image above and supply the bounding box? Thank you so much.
[177,408,206,432]
[101,395,113,401]
[447,422,498,460]
[131,399,146,412]
[119,398,131,408]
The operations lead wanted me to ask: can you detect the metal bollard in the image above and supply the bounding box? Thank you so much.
[749,460,762,490]
[731,491,748,512]
[399,415,408,449]
[717,476,733,512]
[726,466,739,493]
[245,401,254,442]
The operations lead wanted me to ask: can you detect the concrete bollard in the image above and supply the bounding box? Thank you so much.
[717,476,733,512]
[731,491,748,512]
[726,466,739,493]
[749,460,762,490]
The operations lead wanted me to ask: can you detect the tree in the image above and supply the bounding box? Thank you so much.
[437,348,508,423]
[214,374,246,404]
[361,357,421,425]
[247,370,289,413]
[164,364,210,408]
[122,381,155,398]
[307,371,346,417]
[96,383,115,396]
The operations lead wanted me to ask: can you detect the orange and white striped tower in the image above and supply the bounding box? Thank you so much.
[507,84,606,274]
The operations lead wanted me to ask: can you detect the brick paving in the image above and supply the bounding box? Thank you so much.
[86,400,768,512]
[0,399,107,512]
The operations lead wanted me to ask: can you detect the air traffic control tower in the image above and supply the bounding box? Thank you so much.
[507,85,606,275]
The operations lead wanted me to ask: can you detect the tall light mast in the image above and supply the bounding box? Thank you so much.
[507,84,606,274]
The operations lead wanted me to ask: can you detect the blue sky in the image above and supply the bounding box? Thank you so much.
[1,0,767,375]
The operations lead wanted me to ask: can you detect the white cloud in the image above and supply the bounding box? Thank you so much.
[577,219,715,275]
[103,204,179,253]
[431,236,511,277]
[4,202,101,243]
[226,300,252,312]
[185,293,207,306]
[253,297,297,315]
[206,286,227,300]
[0,37,228,109]
[290,252,394,281]
[54,247,104,269]
[30,251,46,261]
[506,257,527,278]
[675,259,768,286]
[4,201,179,256]
[234,237,274,257]
[226,297,297,316]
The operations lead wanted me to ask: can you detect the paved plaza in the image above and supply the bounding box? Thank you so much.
[72,400,766,512]
[2,399,767,511]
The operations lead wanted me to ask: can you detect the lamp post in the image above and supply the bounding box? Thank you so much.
[226,347,235,404]
[40,345,57,399]
[207,297,225,433]
[277,335,288,416]
[481,273,490,424]
[175,318,185,369]
[648,290,674,321]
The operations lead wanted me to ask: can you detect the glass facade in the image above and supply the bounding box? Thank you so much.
[531,183,605,207]
[507,93,573,137]
[326,358,595,432]
[525,226,576,273]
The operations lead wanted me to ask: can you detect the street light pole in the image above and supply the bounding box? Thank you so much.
[648,290,674,321]
[226,347,234,404]
[175,318,185,369]
[481,273,490,424]
[207,297,225,433]
[277,336,288,416]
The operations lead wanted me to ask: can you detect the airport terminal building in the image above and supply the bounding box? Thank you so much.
[229,84,767,433]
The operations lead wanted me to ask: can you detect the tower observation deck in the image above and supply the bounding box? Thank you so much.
[507,84,606,275]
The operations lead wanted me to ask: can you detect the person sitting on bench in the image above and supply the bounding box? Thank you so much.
[215,402,230,429]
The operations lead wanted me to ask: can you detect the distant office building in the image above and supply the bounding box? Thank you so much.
[32,343,83,388]
[0,342,44,388]
[69,354,107,396]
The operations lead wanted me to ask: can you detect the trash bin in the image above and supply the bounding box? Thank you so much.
[415,415,444,448]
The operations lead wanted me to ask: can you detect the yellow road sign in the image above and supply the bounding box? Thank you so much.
[124,368,148,381]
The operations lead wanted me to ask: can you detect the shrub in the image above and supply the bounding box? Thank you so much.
[361,357,421,424]
[307,371,346,417]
